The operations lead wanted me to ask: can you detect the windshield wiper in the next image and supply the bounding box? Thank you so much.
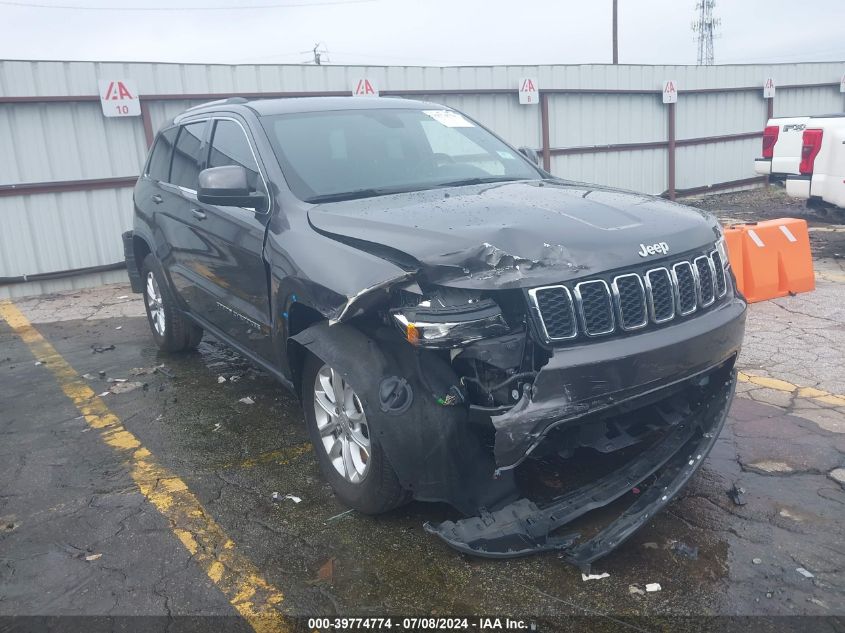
[433,177,527,188]
[304,188,395,204]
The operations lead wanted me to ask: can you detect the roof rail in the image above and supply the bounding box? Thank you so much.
[174,96,249,122]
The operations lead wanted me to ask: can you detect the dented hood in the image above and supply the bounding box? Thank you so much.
[308,181,720,288]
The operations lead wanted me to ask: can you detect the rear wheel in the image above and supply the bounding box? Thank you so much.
[141,253,203,352]
[302,353,408,514]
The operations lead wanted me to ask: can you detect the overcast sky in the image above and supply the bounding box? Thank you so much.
[0,0,843,67]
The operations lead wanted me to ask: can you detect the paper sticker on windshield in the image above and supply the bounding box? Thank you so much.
[497,150,515,160]
[423,110,474,128]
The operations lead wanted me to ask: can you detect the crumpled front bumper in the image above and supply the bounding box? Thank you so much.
[490,295,746,469]
[425,366,736,568]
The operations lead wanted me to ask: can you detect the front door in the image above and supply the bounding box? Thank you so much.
[190,117,274,363]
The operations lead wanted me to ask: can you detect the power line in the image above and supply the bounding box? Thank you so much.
[0,0,374,10]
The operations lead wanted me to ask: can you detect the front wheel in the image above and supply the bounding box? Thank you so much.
[140,253,203,353]
[302,353,409,514]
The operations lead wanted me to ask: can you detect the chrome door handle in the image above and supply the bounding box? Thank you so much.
[191,208,207,220]
[151,194,163,204]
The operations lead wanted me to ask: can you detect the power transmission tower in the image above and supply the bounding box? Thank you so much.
[691,1,720,65]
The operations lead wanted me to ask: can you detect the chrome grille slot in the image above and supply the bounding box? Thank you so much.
[672,261,697,316]
[529,285,577,340]
[612,273,647,330]
[574,280,614,336]
[710,250,727,297]
[694,256,716,307]
[645,267,675,323]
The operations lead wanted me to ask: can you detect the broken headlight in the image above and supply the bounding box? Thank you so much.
[391,288,509,348]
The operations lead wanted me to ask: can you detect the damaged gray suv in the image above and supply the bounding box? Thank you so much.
[124,96,746,567]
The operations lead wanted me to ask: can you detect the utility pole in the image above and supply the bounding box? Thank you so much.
[692,1,720,65]
[313,43,322,65]
[612,0,618,64]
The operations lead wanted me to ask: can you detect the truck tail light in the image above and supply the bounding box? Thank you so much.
[762,125,779,159]
[799,129,823,175]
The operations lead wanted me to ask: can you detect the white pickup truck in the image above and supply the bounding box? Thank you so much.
[754,116,811,183]
[784,114,845,214]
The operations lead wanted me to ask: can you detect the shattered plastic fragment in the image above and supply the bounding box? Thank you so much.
[110,381,143,394]
[239,396,255,405]
[581,572,610,581]
[646,583,662,592]
[629,585,645,596]
[796,567,814,579]
[84,553,102,561]
[218,376,227,384]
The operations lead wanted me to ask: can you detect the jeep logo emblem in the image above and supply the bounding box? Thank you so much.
[638,242,669,257]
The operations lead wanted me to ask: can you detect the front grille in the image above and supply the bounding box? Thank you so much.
[694,256,715,307]
[530,248,729,343]
[575,280,614,336]
[529,285,576,340]
[613,273,647,330]
[673,262,697,315]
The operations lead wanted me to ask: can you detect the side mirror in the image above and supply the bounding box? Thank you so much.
[518,146,541,167]
[197,165,266,210]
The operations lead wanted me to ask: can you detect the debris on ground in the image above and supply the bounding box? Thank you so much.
[828,468,845,485]
[130,365,167,377]
[109,381,144,395]
[110,378,127,383]
[115,326,122,330]
[317,558,336,584]
[752,558,762,565]
[628,585,645,596]
[117,295,129,300]
[727,483,747,506]
[325,509,355,524]
[218,376,227,384]
[670,541,699,560]
[645,583,662,593]
[271,492,302,504]
[82,373,95,380]
[1,520,18,533]
[582,572,610,581]
[157,365,175,378]
[98,391,110,397]
[642,542,659,549]
[34,361,43,366]
[796,567,814,579]
[239,396,255,405]
[212,423,222,432]
[84,553,102,562]
[91,344,115,354]
[98,370,106,378]
[230,375,242,383]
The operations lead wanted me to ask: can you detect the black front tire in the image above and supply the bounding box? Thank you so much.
[140,253,203,353]
[302,353,409,515]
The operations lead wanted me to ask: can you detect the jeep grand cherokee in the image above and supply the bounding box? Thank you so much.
[123,96,745,567]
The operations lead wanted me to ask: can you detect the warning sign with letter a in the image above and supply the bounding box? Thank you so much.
[352,78,379,97]
[518,77,539,105]
[98,79,141,117]
[662,80,678,104]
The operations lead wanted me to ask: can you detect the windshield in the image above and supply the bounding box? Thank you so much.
[260,108,541,202]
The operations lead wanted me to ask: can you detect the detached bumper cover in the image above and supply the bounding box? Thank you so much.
[425,368,736,566]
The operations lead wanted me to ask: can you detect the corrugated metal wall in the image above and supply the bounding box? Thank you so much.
[1,60,844,298]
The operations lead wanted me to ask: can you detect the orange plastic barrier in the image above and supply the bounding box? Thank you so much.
[722,218,814,303]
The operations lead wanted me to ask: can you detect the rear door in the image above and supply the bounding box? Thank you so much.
[155,119,211,311]
[190,116,274,362]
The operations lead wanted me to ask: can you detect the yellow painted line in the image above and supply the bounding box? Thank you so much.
[224,444,312,470]
[0,300,289,633]
[738,371,845,407]
[815,270,845,283]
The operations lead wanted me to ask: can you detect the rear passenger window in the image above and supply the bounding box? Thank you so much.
[146,127,177,182]
[208,120,263,193]
[170,122,206,190]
